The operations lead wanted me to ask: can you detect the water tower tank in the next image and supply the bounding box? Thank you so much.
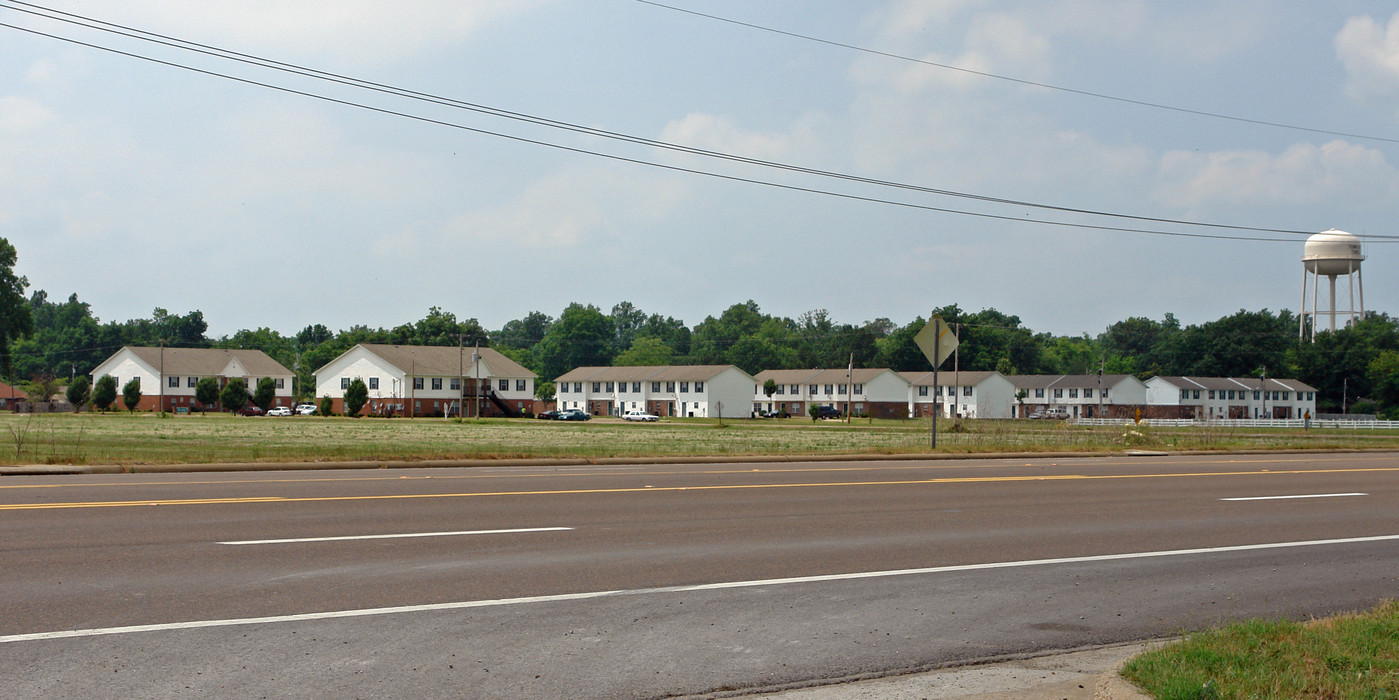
[1303,228,1364,275]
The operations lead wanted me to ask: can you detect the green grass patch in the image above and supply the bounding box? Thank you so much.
[1122,600,1399,699]
[0,412,1395,466]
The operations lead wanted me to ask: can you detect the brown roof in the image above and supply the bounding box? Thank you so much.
[553,365,745,383]
[124,346,292,377]
[1153,376,1316,392]
[351,344,534,378]
[0,382,28,400]
[1007,374,1136,389]
[898,370,1000,387]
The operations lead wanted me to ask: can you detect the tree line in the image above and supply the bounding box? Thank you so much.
[7,290,1397,418]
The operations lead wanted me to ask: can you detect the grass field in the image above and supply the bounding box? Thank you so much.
[2,411,1397,466]
[1121,601,1399,699]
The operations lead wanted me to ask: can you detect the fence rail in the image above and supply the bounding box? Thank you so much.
[1072,417,1399,430]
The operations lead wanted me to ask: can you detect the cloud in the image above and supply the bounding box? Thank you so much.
[1336,13,1399,99]
[658,112,822,164]
[81,0,545,65]
[0,95,53,132]
[1155,140,1399,210]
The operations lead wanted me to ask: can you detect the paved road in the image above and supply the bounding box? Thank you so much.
[3,452,1397,698]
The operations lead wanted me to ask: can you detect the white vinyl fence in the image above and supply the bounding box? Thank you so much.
[1072,417,1399,430]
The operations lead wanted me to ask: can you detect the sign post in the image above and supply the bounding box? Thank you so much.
[914,314,959,449]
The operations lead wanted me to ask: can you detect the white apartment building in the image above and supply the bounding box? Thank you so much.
[313,344,536,417]
[1145,376,1318,419]
[1009,374,1148,419]
[900,370,1017,419]
[90,346,294,413]
[752,368,910,418]
[554,365,755,418]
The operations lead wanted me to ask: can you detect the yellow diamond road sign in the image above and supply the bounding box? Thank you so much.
[914,315,958,368]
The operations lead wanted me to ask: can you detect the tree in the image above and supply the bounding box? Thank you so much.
[344,378,368,417]
[122,378,142,412]
[1369,350,1399,411]
[318,395,333,417]
[534,380,556,402]
[0,238,33,382]
[762,379,777,413]
[253,377,276,411]
[195,377,221,412]
[535,303,615,379]
[220,378,249,413]
[614,336,673,366]
[493,311,553,351]
[66,376,90,413]
[21,374,60,405]
[92,375,117,412]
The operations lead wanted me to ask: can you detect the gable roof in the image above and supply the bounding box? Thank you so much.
[0,381,28,400]
[120,346,292,377]
[1150,376,1316,393]
[341,344,535,378]
[553,365,746,383]
[898,370,1002,387]
[1007,374,1139,390]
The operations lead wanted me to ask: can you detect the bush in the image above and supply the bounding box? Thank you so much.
[318,396,333,417]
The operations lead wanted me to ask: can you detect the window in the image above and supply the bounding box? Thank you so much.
[1084,388,1093,398]
[451,378,460,391]
[935,386,943,396]
[1282,391,1290,400]
[413,378,424,390]
[853,384,863,394]
[499,379,509,391]
[775,385,785,395]
[341,378,350,390]
[592,382,601,393]
[1192,390,1200,400]
[824,384,834,394]
[680,382,689,393]
[1253,391,1260,400]
[666,382,675,392]
[187,376,197,388]
[519,380,529,392]
[1068,388,1078,398]
[1102,388,1110,398]
[789,385,798,395]
[574,383,582,393]
[606,382,615,392]
[918,386,928,397]
[560,383,569,394]
[1053,388,1063,398]
[652,382,661,393]
[1181,389,1189,400]
[837,385,846,395]
[432,378,442,390]
[167,376,179,388]
[1307,392,1314,400]
[276,378,284,389]
[808,385,816,395]
[1208,390,1215,400]
[370,378,380,390]
[694,382,704,392]
[1035,388,1044,398]
[963,386,972,397]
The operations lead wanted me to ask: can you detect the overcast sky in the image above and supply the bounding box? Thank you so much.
[3,1,1398,339]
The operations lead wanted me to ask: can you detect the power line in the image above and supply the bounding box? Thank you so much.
[636,0,1399,146]
[0,1,1332,239]
[1,4,1390,243]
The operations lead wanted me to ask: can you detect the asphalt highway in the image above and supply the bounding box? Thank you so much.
[3,452,1397,698]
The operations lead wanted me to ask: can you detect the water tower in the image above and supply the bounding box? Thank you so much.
[1300,228,1365,341]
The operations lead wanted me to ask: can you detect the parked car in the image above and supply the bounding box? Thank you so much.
[816,405,842,419]
[266,406,292,416]
[295,404,318,416]
[537,409,562,420]
[623,410,659,422]
[557,409,591,421]
[1044,407,1070,420]
[236,405,264,416]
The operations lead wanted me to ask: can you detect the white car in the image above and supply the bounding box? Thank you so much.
[622,410,659,422]
[266,406,293,416]
[295,404,318,416]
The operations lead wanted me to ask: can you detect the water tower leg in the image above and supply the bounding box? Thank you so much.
[1348,263,1356,328]
[1358,267,1365,321]
[1328,275,1337,332]
[1311,269,1321,341]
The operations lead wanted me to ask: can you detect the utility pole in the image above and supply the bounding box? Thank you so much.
[159,340,164,415]
[458,334,464,419]
[473,341,482,419]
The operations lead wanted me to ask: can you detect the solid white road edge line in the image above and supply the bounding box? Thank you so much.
[1221,493,1368,501]
[6,533,1399,645]
[218,526,574,545]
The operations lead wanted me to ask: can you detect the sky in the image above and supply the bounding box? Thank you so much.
[3,0,1398,339]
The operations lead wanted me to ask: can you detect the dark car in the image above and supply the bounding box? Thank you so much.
[237,405,264,416]
[816,405,842,419]
[538,410,562,420]
[557,409,591,421]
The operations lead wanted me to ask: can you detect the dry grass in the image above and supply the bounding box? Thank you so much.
[0,412,1394,466]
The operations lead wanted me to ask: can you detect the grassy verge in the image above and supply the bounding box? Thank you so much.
[0,412,1396,466]
[1121,601,1399,699]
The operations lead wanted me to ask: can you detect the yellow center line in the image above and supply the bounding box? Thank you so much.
[1,453,1391,491]
[3,465,1397,511]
